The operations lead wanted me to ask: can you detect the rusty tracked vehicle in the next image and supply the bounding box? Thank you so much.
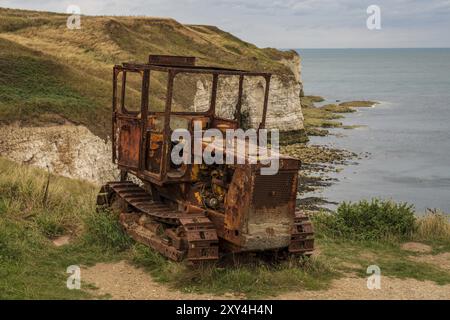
[97,55,314,263]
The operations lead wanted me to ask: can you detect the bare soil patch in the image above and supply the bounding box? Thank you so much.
[277,276,450,300]
[409,252,450,271]
[82,261,232,300]
[401,242,432,253]
[52,235,71,247]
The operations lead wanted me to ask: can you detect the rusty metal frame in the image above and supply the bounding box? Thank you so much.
[260,75,271,129]
[160,70,175,180]
[112,66,118,163]
[103,56,315,261]
[236,75,244,125]
[139,69,150,172]
[112,60,273,184]
[208,74,219,118]
[115,63,272,118]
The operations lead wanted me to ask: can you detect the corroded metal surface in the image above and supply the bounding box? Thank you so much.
[288,211,315,254]
[149,55,196,67]
[252,171,296,209]
[97,54,314,262]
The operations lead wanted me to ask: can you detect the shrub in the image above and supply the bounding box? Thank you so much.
[415,209,450,242]
[313,199,416,241]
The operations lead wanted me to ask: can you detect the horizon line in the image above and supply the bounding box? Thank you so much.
[287,47,450,50]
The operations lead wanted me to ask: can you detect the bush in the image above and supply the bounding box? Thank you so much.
[313,199,416,241]
[415,210,450,242]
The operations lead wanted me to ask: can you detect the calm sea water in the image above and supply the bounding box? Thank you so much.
[295,48,450,213]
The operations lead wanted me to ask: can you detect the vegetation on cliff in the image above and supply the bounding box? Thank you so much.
[0,8,298,138]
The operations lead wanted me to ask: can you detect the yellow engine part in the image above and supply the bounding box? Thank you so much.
[191,164,200,181]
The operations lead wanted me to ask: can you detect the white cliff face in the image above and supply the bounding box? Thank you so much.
[280,52,304,97]
[0,124,119,184]
[194,73,304,131]
[241,75,304,131]
[192,52,304,131]
[280,53,301,83]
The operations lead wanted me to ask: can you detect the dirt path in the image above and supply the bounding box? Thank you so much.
[277,276,450,300]
[82,261,233,300]
[82,260,450,300]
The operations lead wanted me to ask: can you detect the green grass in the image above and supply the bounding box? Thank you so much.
[0,47,90,117]
[0,217,125,299]
[0,37,111,136]
[317,237,450,285]
[0,157,131,299]
[313,199,450,285]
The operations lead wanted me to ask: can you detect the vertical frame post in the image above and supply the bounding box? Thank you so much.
[161,69,175,179]
[209,74,219,119]
[112,66,119,163]
[260,74,271,130]
[236,74,244,125]
[121,71,127,113]
[139,69,150,172]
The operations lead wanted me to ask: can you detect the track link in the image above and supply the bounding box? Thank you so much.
[288,211,315,255]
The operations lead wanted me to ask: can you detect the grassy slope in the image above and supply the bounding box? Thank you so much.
[1,157,449,299]
[0,8,297,138]
[0,157,117,299]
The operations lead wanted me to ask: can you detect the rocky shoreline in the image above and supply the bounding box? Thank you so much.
[281,96,378,212]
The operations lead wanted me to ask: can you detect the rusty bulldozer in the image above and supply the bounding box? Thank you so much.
[97,55,314,263]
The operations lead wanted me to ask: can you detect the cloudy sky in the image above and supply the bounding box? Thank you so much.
[1,0,450,48]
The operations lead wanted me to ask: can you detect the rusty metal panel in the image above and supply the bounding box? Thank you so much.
[279,158,301,170]
[252,171,296,209]
[118,119,141,168]
[224,167,251,230]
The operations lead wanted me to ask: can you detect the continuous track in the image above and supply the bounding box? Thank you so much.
[97,181,219,262]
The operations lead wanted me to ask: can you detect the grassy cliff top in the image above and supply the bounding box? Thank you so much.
[0,8,298,138]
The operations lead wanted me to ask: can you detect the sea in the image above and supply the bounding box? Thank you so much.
[295,48,450,213]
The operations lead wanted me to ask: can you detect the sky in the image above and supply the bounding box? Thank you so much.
[1,0,450,48]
